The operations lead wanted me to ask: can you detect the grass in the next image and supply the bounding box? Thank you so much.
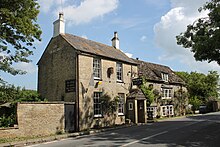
[0,134,58,144]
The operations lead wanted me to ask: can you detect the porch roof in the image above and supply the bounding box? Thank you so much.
[127,89,146,100]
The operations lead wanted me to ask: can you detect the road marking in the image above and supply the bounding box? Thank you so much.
[120,131,168,147]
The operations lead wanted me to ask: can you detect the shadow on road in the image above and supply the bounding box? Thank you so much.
[66,113,220,147]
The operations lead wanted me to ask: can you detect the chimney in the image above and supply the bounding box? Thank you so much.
[111,31,120,49]
[53,12,65,37]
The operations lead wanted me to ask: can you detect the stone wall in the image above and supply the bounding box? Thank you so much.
[146,82,188,117]
[38,35,76,102]
[78,54,138,130]
[0,102,75,139]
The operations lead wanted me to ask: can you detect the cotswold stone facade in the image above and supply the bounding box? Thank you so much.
[38,34,138,131]
[134,59,188,118]
[38,14,138,131]
[0,102,72,138]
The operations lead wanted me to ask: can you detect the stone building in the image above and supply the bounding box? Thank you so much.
[37,13,139,131]
[133,59,188,118]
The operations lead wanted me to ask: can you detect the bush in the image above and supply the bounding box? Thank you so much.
[189,96,202,111]
[0,114,16,127]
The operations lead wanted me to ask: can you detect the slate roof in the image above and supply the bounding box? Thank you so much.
[127,89,146,100]
[133,59,185,84]
[61,33,137,65]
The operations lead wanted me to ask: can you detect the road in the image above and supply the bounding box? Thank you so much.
[30,112,220,147]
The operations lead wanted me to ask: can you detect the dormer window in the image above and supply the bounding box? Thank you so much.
[161,73,168,82]
[93,58,101,79]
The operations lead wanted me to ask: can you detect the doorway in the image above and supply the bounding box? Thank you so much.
[137,100,145,123]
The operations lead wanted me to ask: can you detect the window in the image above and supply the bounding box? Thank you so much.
[147,106,157,118]
[161,106,167,116]
[128,102,133,110]
[162,88,172,99]
[116,62,123,81]
[160,105,174,116]
[93,92,102,117]
[161,73,168,82]
[93,58,101,79]
[118,93,125,115]
[65,79,76,93]
[167,105,174,116]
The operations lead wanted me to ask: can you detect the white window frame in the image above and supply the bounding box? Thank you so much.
[147,106,157,118]
[93,92,102,117]
[160,105,174,117]
[93,58,101,80]
[118,93,125,115]
[161,106,167,116]
[162,88,172,99]
[128,102,133,110]
[116,62,123,82]
[167,105,174,116]
[161,73,168,82]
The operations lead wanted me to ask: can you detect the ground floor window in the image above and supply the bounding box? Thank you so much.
[147,106,157,118]
[118,93,125,115]
[94,92,102,117]
[160,105,174,117]
[167,105,174,116]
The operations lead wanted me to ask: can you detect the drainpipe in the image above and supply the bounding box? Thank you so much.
[75,53,79,132]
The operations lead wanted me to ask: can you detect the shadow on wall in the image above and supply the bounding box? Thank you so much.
[56,115,64,134]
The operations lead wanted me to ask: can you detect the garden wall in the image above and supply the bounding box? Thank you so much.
[0,102,75,138]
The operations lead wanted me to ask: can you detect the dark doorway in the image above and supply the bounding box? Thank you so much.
[137,100,145,123]
[64,104,75,132]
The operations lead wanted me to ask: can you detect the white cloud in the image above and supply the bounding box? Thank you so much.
[140,35,147,42]
[14,62,36,74]
[38,0,65,13]
[153,0,220,73]
[125,53,133,58]
[81,35,88,39]
[57,0,118,25]
[39,0,118,25]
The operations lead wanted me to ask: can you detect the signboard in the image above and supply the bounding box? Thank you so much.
[132,78,143,86]
[65,79,76,93]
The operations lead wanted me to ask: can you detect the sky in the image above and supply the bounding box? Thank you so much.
[2,0,220,90]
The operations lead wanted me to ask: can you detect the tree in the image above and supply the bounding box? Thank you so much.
[140,78,156,106]
[0,0,42,77]
[176,71,219,104]
[176,0,220,64]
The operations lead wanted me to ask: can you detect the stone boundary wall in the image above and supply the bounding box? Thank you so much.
[0,102,74,139]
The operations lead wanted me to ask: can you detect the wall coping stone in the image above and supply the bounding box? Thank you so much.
[18,102,75,104]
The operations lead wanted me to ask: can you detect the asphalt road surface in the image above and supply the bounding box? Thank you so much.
[29,112,220,147]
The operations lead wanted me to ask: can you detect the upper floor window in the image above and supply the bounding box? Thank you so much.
[162,88,172,99]
[93,92,102,117]
[118,93,125,115]
[161,73,168,82]
[93,58,101,79]
[116,62,123,81]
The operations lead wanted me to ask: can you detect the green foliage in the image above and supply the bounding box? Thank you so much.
[0,0,42,77]
[0,84,44,103]
[0,114,16,128]
[189,96,202,111]
[176,71,219,109]
[0,84,45,128]
[140,78,155,105]
[100,93,119,114]
[176,0,220,64]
